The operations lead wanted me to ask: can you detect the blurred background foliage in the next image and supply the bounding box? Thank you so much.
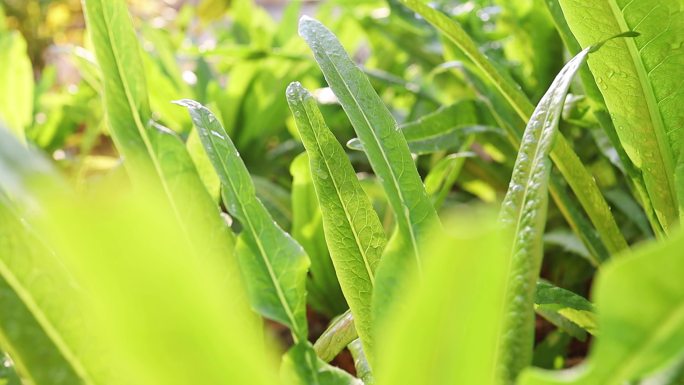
[0,0,651,376]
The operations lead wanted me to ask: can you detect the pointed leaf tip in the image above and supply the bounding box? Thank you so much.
[172,99,203,109]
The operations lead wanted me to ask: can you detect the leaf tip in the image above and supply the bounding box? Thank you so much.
[171,99,202,110]
[286,81,305,100]
[298,15,318,37]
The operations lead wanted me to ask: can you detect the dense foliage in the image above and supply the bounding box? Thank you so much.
[0,0,683,384]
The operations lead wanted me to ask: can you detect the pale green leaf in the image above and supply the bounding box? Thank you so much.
[83,0,237,279]
[313,310,357,363]
[0,195,84,385]
[497,46,595,383]
[287,82,386,362]
[376,214,511,385]
[558,0,684,232]
[298,17,441,332]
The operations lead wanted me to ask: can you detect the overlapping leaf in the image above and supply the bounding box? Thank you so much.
[497,46,597,384]
[557,0,684,232]
[399,0,627,255]
[298,16,441,331]
[287,82,386,362]
[177,99,309,340]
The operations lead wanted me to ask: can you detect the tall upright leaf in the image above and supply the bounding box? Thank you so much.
[519,227,684,385]
[497,46,600,384]
[287,82,387,365]
[376,214,511,385]
[176,100,309,341]
[557,0,684,233]
[81,0,154,177]
[82,0,236,271]
[298,17,441,326]
[399,0,628,255]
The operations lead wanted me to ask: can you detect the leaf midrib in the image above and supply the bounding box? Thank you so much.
[317,43,423,270]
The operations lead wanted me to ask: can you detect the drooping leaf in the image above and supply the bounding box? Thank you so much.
[497,46,597,384]
[399,0,627,255]
[287,82,387,362]
[177,100,309,341]
[298,16,441,331]
[519,228,684,385]
[557,0,684,233]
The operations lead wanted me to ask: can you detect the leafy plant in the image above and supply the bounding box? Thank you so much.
[1,0,683,385]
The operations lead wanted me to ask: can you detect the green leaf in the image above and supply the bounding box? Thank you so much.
[0,126,276,385]
[83,0,237,279]
[425,152,477,207]
[289,153,346,317]
[0,195,85,385]
[0,128,89,384]
[287,82,387,362]
[519,228,684,385]
[282,342,362,385]
[177,100,310,341]
[346,102,496,155]
[460,64,610,264]
[348,339,374,385]
[253,175,293,231]
[557,0,684,233]
[497,46,595,383]
[298,16,440,330]
[535,281,598,339]
[399,0,627,256]
[313,310,357,363]
[0,31,33,140]
[376,213,511,385]
[81,0,154,177]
